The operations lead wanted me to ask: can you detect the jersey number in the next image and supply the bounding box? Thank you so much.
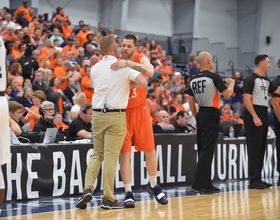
[129,88,137,99]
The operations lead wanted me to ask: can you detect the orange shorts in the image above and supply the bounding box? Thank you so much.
[121,102,155,152]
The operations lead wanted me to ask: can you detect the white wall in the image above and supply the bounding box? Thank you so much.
[38,0,100,28]
[196,0,237,47]
[126,0,173,36]
[258,0,280,61]
[1,0,10,7]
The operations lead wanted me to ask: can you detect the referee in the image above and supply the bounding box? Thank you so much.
[189,51,234,194]
[244,54,280,189]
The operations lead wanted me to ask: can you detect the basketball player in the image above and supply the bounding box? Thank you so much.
[0,38,11,214]
[111,34,168,207]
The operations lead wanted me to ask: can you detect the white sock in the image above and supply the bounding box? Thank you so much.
[124,183,132,193]
[149,175,157,188]
[0,209,1,214]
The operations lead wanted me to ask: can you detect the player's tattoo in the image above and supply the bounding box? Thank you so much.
[132,65,147,73]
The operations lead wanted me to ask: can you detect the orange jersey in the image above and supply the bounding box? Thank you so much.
[127,54,146,109]
[28,105,40,132]
[61,25,73,39]
[171,103,185,112]
[54,122,69,131]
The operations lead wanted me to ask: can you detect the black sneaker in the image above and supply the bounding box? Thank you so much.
[147,183,168,205]
[123,191,135,208]
[261,180,272,188]
[209,185,221,193]
[190,186,213,194]
[101,197,124,209]
[76,188,93,209]
[249,180,266,189]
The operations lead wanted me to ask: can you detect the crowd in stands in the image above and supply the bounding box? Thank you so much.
[1,2,274,138]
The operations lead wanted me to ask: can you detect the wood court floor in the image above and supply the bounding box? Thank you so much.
[1,179,279,220]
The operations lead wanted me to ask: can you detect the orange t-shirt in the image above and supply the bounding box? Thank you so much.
[81,75,94,104]
[52,87,64,114]
[126,54,146,109]
[171,103,185,112]
[28,105,40,132]
[61,45,78,56]
[4,33,17,41]
[53,67,70,91]
[79,68,86,77]
[76,31,91,47]
[41,46,54,69]
[61,26,73,39]
[11,49,21,62]
[220,114,234,122]
[14,6,30,20]
[155,65,173,76]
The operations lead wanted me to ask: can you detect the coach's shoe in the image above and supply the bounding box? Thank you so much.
[76,188,93,209]
[249,180,266,189]
[190,186,213,194]
[101,197,124,209]
[123,191,135,208]
[147,183,168,205]
[261,180,272,188]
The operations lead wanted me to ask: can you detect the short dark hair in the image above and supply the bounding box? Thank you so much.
[49,77,56,87]
[176,110,188,120]
[254,54,268,66]
[123,34,138,46]
[86,34,93,39]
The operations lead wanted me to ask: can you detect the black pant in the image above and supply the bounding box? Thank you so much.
[273,113,280,173]
[192,107,220,189]
[244,105,268,182]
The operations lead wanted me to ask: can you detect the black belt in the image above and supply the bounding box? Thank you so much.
[0,91,4,96]
[93,109,125,113]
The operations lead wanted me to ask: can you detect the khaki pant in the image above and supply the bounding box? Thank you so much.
[84,111,126,202]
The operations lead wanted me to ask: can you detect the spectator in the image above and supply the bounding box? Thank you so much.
[21,90,46,132]
[8,101,24,136]
[97,22,106,36]
[53,61,74,91]
[81,66,94,104]
[232,71,244,117]
[33,101,56,132]
[23,78,32,88]
[64,77,78,105]
[48,18,63,35]
[75,47,85,65]
[9,63,24,87]
[157,110,170,124]
[172,110,195,133]
[146,89,159,124]
[4,83,13,101]
[84,44,95,59]
[2,13,16,30]
[76,24,91,47]
[232,110,244,124]
[32,70,47,93]
[46,77,65,114]
[61,36,78,56]
[150,39,162,57]
[15,86,33,108]
[74,20,84,35]
[189,60,200,77]
[66,104,92,140]
[53,113,69,131]
[70,92,86,121]
[14,0,31,21]
[61,18,73,39]
[83,33,96,51]
[10,78,22,100]
[50,27,64,45]
[169,93,185,123]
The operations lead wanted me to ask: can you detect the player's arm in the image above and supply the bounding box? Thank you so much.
[131,74,148,89]
[111,57,154,77]
[189,95,197,120]
[272,96,280,121]
[243,93,262,126]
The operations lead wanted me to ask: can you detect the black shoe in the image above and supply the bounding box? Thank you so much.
[101,197,124,209]
[147,183,168,205]
[249,180,266,189]
[190,186,213,194]
[278,176,280,186]
[261,180,272,188]
[209,185,221,193]
[76,188,93,209]
[123,191,135,208]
